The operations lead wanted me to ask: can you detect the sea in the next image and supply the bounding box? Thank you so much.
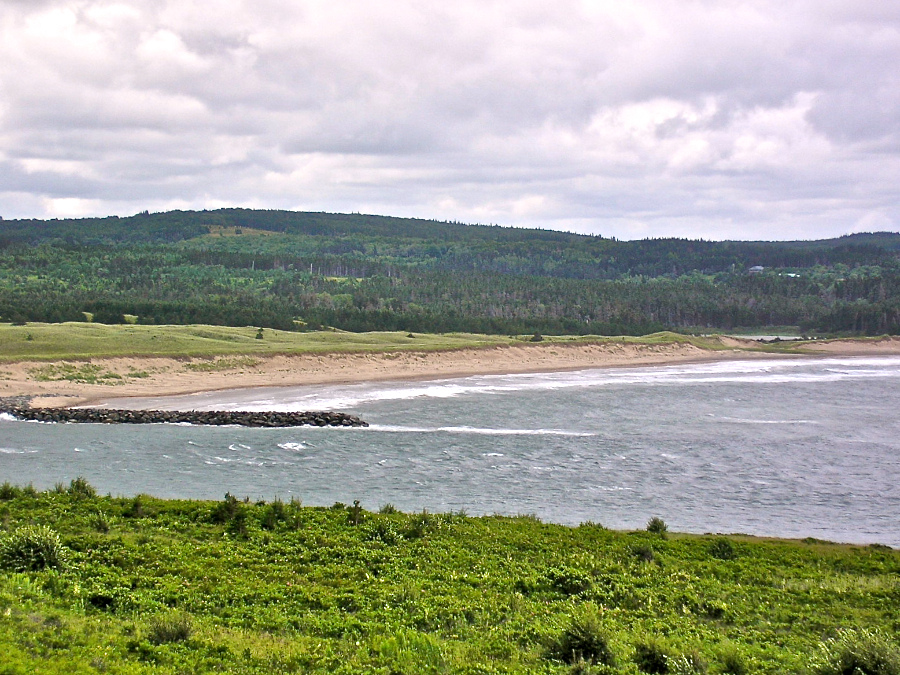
[2,356,899,546]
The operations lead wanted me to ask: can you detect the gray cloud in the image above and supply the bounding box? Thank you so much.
[0,0,898,239]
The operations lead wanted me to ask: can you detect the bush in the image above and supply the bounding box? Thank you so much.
[0,482,19,500]
[147,611,193,645]
[365,520,401,545]
[632,544,655,563]
[210,492,241,524]
[635,638,670,674]
[0,525,69,572]
[708,538,736,560]
[646,517,668,536]
[550,604,617,667]
[546,565,593,595]
[261,499,286,530]
[90,509,110,533]
[68,476,96,498]
[809,629,900,675]
[717,643,747,675]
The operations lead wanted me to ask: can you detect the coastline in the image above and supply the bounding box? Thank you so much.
[3,336,900,409]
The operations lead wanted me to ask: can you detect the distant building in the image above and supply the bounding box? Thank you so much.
[748,265,765,274]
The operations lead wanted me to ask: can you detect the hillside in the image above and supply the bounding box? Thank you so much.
[2,210,900,335]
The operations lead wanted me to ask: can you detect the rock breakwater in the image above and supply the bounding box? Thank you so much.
[1,407,368,428]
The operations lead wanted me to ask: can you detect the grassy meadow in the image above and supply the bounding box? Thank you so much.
[1,482,898,674]
[0,323,747,362]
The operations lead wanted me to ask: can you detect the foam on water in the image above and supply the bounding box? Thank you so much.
[277,442,307,451]
[105,356,900,412]
[717,417,818,425]
[365,424,595,437]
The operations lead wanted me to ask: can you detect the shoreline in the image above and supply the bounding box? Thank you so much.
[3,336,900,409]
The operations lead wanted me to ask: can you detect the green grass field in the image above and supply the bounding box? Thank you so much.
[0,483,898,674]
[0,323,518,361]
[0,323,748,362]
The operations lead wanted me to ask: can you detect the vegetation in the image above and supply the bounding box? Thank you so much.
[0,482,898,674]
[0,322,771,362]
[0,323,519,361]
[1,209,900,336]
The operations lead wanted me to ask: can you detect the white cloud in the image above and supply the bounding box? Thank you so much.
[0,0,898,239]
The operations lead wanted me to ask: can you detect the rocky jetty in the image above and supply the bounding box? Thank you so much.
[0,406,368,428]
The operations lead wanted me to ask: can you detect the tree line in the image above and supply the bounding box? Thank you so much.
[1,210,899,335]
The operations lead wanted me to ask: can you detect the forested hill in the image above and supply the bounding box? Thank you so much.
[3,209,900,277]
[2,209,900,336]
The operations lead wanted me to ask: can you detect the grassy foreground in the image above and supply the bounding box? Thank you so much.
[0,323,742,362]
[1,483,898,674]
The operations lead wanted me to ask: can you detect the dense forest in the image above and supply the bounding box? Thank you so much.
[2,209,900,335]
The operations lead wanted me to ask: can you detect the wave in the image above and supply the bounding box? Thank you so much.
[717,417,818,425]
[257,357,900,409]
[96,355,900,411]
[277,442,307,451]
[365,424,595,437]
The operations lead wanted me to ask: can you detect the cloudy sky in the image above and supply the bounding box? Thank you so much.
[1,1,898,240]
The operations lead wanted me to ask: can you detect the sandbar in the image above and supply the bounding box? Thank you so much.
[3,336,900,409]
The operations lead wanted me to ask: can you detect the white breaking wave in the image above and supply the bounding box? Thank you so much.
[365,424,595,437]
[0,413,18,422]
[718,417,818,425]
[275,357,900,409]
[90,356,900,411]
[277,442,307,451]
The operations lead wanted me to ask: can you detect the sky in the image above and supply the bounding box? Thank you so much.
[1,1,898,240]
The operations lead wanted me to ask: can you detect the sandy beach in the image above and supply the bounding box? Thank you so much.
[3,336,900,408]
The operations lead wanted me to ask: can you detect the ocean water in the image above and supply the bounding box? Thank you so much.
[2,356,900,546]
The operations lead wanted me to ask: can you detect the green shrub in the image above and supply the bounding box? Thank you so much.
[0,525,69,572]
[549,603,617,667]
[147,611,193,645]
[68,476,96,498]
[124,495,144,518]
[90,509,110,533]
[261,499,286,530]
[809,629,900,675]
[708,538,736,561]
[404,511,436,540]
[717,643,747,675]
[366,520,401,545]
[379,503,398,514]
[210,492,241,524]
[635,638,670,673]
[0,482,19,500]
[646,517,668,536]
[546,565,593,595]
[348,500,364,526]
[632,543,655,563]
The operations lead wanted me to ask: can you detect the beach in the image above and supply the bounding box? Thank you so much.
[3,335,900,408]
